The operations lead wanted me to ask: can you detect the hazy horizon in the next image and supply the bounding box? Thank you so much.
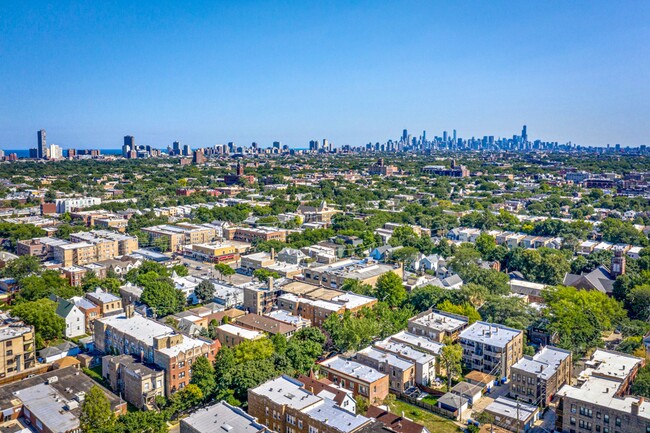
[1,1,648,149]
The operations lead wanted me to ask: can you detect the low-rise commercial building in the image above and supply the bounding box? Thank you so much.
[304,259,403,290]
[0,367,125,433]
[215,323,264,347]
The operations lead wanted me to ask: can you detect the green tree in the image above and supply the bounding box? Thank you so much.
[340,279,373,296]
[194,280,214,304]
[439,340,463,391]
[189,356,216,399]
[80,386,115,433]
[113,410,167,433]
[436,300,481,324]
[215,263,235,281]
[626,284,650,321]
[11,298,65,342]
[253,269,279,283]
[544,286,626,356]
[355,396,369,415]
[374,271,406,307]
[2,255,40,279]
[139,274,186,317]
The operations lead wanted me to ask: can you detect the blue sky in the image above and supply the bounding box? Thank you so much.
[1,1,648,149]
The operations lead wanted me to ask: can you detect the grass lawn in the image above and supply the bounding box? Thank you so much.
[389,399,460,433]
[421,395,439,405]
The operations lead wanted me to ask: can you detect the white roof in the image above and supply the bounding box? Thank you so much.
[389,331,444,355]
[217,323,263,340]
[320,356,386,383]
[356,346,414,371]
[182,401,265,433]
[374,338,435,364]
[460,322,522,348]
[486,396,538,421]
[250,375,321,410]
[410,310,468,333]
[97,313,207,357]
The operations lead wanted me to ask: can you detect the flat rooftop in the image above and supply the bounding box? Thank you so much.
[460,322,522,348]
[182,401,266,433]
[217,323,263,340]
[373,339,435,364]
[356,346,414,371]
[320,356,386,383]
[97,312,206,356]
[250,375,321,410]
[389,331,444,355]
[409,310,468,333]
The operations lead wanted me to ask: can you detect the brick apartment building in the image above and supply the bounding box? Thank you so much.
[248,375,372,433]
[94,306,220,396]
[319,356,389,404]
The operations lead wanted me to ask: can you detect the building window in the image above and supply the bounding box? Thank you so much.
[570,418,576,426]
[604,415,609,424]
[615,418,621,427]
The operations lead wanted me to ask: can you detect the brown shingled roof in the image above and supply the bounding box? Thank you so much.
[366,406,427,433]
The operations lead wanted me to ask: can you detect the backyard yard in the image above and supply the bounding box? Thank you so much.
[388,399,461,433]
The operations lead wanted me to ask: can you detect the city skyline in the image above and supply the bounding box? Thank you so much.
[1,1,649,149]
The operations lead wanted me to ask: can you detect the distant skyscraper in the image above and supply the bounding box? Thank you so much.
[123,136,135,157]
[37,129,46,159]
[182,144,191,156]
[172,141,181,155]
[443,131,448,143]
[522,125,528,142]
[422,130,426,143]
[402,129,408,142]
[453,129,457,142]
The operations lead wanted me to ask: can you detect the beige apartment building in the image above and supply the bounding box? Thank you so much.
[70,230,138,256]
[408,309,469,343]
[0,315,36,379]
[54,242,97,266]
[142,224,215,252]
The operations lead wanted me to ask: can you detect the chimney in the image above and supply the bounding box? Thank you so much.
[633,400,641,416]
[271,248,275,261]
[268,277,274,290]
[125,304,134,319]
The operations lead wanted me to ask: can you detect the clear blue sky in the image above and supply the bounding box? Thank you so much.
[1,1,648,149]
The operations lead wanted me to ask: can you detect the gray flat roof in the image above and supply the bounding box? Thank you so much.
[182,401,266,433]
[460,322,522,348]
[250,375,321,410]
[485,396,538,421]
[320,356,387,383]
[303,399,370,433]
